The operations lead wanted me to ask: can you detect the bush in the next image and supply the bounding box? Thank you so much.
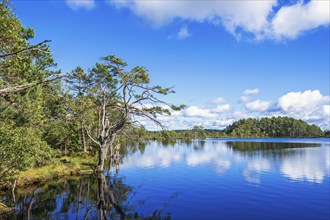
[0,121,53,184]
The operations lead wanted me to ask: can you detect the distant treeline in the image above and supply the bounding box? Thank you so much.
[224,116,326,138]
[129,116,329,140]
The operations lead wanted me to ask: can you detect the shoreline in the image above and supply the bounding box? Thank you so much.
[0,155,96,194]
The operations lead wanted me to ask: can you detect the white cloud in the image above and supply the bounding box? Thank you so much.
[241,88,260,103]
[164,103,231,128]
[213,104,231,113]
[279,90,329,112]
[246,99,271,112]
[212,97,226,104]
[140,103,234,130]
[273,90,330,128]
[277,90,330,126]
[202,119,235,129]
[243,88,260,95]
[109,0,275,38]
[140,90,330,131]
[323,105,330,117]
[184,106,218,118]
[233,111,250,120]
[177,26,192,39]
[240,95,250,103]
[271,0,330,40]
[66,0,95,10]
[108,0,329,40]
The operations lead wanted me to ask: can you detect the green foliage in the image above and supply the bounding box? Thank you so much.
[125,117,326,141]
[43,118,80,150]
[0,1,58,184]
[0,121,52,184]
[126,126,226,141]
[324,130,330,137]
[225,116,324,138]
[0,0,58,131]
[0,0,56,88]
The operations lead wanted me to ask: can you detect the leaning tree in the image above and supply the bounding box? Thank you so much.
[83,55,184,171]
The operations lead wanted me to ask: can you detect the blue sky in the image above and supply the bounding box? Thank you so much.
[11,0,330,130]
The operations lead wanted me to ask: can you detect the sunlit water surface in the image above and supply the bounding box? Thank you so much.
[1,138,330,220]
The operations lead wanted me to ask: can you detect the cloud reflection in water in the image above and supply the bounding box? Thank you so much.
[280,147,330,183]
[121,140,330,184]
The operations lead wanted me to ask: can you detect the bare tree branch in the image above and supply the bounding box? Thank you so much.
[84,127,99,146]
[0,40,51,58]
[0,73,68,96]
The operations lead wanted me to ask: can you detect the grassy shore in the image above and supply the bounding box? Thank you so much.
[0,202,12,218]
[0,154,97,193]
[0,154,97,217]
[17,154,97,188]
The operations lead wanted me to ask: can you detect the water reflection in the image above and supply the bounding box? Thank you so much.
[121,139,330,184]
[226,141,320,158]
[6,177,96,219]
[280,147,330,183]
[1,139,329,220]
[96,172,126,220]
[7,174,129,219]
[121,141,184,168]
[2,163,174,219]
[185,145,231,175]
[243,159,271,184]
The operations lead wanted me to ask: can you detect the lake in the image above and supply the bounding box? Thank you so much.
[1,138,330,220]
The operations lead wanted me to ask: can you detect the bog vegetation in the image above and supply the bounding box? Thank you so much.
[0,0,329,192]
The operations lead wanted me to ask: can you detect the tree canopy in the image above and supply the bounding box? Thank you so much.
[224,116,324,138]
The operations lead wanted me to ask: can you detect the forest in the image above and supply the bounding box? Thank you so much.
[0,0,329,200]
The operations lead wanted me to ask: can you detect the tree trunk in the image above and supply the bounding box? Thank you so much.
[79,126,87,153]
[107,133,117,157]
[82,128,87,153]
[98,132,118,172]
[98,145,107,172]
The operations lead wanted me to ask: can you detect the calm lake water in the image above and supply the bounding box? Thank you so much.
[1,138,330,220]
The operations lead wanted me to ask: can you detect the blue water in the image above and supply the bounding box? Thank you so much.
[119,138,330,220]
[2,138,330,220]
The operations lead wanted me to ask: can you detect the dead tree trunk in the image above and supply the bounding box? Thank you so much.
[98,145,107,172]
[82,128,87,153]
